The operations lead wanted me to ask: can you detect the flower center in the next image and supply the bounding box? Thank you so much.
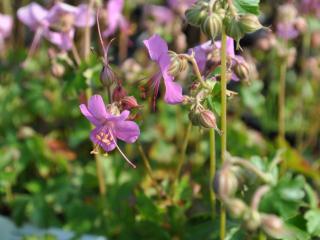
[96,130,113,145]
[50,13,75,33]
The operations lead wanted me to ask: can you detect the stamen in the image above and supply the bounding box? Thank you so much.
[108,130,136,168]
[90,143,100,155]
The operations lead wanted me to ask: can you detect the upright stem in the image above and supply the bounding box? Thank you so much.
[278,61,287,141]
[220,25,228,240]
[259,231,267,240]
[278,60,287,173]
[118,31,128,62]
[138,142,164,198]
[171,122,192,196]
[95,155,106,195]
[209,129,216,219]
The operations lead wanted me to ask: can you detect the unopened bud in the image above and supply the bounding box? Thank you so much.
[185,6,207,27]
[239,14,263,33]
[120,96,139,110]
[100,65,116,87]
[199,109,217,129]
[201,13,222,40]
[243,210,261,231]
[168,51,188,77]
[214,164,238,199]
[225,198,248,218]
[188,109,201,126]
[224,16,244,46]
[112,85,127,102]
[261,214,286,239]
[233,60,250,81]
[51,62,65,77]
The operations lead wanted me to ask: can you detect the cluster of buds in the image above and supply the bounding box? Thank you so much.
[185,1,225,40]
[224,13,264,46]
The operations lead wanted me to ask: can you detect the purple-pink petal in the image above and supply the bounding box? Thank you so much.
[73,4,95,28]
[17,2,49,31]
[276,23,299,40]
[87,95,109,121]
[79,104,101,126]
[145,5,174,24]
[143,34,168,62]
[43,29,74,50]
[103,0,128,37]
[114,121,140,143]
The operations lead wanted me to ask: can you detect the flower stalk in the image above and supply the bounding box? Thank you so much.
[219,24,228,240]
[209,129,216,219]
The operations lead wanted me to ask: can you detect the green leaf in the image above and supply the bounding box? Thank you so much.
[233,0,260,15]
[283,225,311,240]
[305,209,320,237]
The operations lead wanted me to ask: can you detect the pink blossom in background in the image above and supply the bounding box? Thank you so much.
[18,2,95,51]
[143,34,184,105]
[0,13,13,49]
[144,5,174,25]
[103,0,129,38]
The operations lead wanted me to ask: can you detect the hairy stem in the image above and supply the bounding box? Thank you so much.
[171,122,192,197]
[219,24,228,240]
[138,142,164,198]
[95,155,106,196]
[209,129,216,219]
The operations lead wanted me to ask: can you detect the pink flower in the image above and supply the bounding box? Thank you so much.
[143,34,184,104]
[18,2,95,51]
[0,13,13,49]
[80,95,140,167]
[144,5,174,25]
[103,0,129,38]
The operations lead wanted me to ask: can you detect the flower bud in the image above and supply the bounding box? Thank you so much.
[239,14,263,33]
[243,210,261,231]
[168,51,188,77]
[233,60,250,81]
[112,85,127,102]
[261,214,286,239]
[100,65,116,87]
[214,164,238,199]
[185,6,207,27]
[201,13,222,40]
[120,96,139,110]
[294,17,307,33]
[199,109,217,129]
[225,198,248,218]
[51,62,65,78]
[188,109,201,126]
[224,16,244,46]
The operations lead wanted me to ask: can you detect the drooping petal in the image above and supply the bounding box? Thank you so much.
[74,4,95,28]
[159,54,184,104]
[0,14,13,38]
[143,34,168,62]
[79,104,101,126]
[17,2,49,31]
[43,29,74,50]
[87,95,108,121]
[114,120,140,143]
[90,127,116,152]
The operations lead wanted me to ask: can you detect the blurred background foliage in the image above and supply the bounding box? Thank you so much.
[0,0,319,239]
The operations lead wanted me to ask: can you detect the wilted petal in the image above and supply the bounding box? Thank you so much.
[87,95,108,121]
[17,2,49,31]
[114,120,140,143]
[90,127,116,152]
[143,34,168,61]
[74,4,95,28]
[79,104,101,126]
[43,29,74,50]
